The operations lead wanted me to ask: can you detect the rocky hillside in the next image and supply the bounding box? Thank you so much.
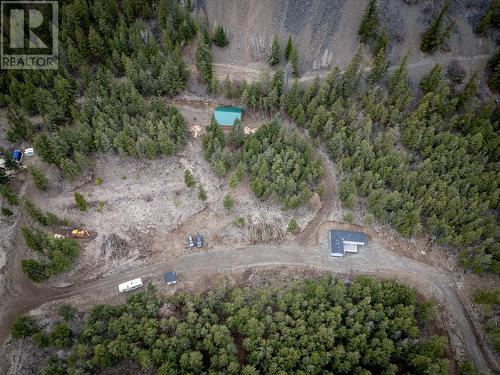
[194,0,495,78]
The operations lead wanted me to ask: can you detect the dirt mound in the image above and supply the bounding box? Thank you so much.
[101,234,130,259]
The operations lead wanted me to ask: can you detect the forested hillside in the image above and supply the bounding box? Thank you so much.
[281,52,499,273]
[203,117,324,209]
[0,0,195,179]
[14,276,448,374]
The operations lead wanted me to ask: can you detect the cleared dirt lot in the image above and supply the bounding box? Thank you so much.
[22,134,319,286]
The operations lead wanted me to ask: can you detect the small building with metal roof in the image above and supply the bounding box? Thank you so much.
[330,230,367,257]
[214,107,243,129]
[164,271,177,285]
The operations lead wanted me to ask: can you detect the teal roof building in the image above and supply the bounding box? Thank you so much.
[214,107,243,127]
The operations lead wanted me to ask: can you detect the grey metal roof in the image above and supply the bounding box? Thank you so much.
[164,271,176,283]
[330,230,367,254]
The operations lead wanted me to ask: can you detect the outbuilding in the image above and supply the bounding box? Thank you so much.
[214,107,243,129]
[164,271,177,285]
[11,150,23,163]
[330,230,367,257]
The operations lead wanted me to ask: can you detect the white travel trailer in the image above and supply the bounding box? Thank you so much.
[118,278,143,293]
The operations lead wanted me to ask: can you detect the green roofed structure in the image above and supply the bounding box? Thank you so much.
[214,107,243,129]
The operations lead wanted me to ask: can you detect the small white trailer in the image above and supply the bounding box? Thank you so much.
[118,278,143,293]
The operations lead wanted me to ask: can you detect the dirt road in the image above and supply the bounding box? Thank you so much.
[2,241,494,372]
[191,53,492,84]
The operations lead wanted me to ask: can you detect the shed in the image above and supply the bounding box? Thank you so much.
[214,107,243,129]
[330,230,367,257]
[164,271,177,285]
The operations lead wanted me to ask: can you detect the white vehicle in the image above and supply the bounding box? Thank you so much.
[24,148,35,156]
[118,278,143,293]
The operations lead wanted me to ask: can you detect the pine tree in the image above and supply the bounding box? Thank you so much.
[6,107,33,142]
[456,73,477,108]
[374,28,388,55]
[358,0,379,43]
[184,169,196,188]
[195,39,213,87]
[158,0,169,29]
[267,35,281,66]
[476,0,499,35]
[421,0,452,53]
[420,64,442,93]
[369,47,388,83]
[287,217,299,233]
[74,192,88,212]
[28,166,49,191]
[285,35,293,61]
[223,194,234,210]
[198,184,207,201]
[213,26,229,47]
[88,27,105,58]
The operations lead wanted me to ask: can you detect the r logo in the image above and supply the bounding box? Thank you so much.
[1,1,58,70]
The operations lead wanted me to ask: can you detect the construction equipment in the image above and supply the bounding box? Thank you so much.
[71,229,90,238]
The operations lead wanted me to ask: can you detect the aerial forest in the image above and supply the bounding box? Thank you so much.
[14,276,448,374]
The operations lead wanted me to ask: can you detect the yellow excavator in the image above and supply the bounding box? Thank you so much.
[71,229,90,238]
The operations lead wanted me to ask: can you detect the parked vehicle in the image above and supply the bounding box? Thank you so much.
[195,233,204,248]
[24,148,34,156]
[187,235,194,248]
[118,278,143,293]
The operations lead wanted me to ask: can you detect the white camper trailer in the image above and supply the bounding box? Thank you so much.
[118,278,143,293]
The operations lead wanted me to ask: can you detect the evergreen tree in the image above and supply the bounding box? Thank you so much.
[358,0,379,43]
[456,72,477,108]
[184,169,196,188]
[21,259,48,282]
[487,49,500,91]
[6,107,33,142]
[198,184,207,201]
[28,166,49,191]
[195,38,213,87]
[74,192,88,212]
[287,217,300,233]
[420,64,442,93]
[223,194,234,210]
[267,35,281,66]
[88,26,105,59]
[285,35,293,61]
[374,28,388,55]
[369,47,388,83]
[421,0,452,53]
[158,0,169,29]
[11,315,40,339]
[213,25,229,47]
[476,0,499,35]
[58,304,77,322]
